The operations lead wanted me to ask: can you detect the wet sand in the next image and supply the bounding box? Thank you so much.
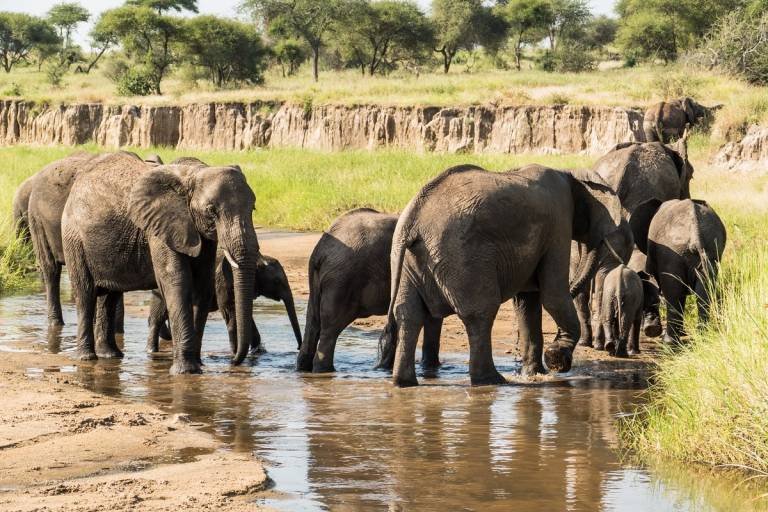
[0,350,271,511]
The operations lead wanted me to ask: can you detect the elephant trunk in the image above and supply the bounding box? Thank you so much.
[282,291,303,349]
[222,224,259,366]
[569,246,599,297]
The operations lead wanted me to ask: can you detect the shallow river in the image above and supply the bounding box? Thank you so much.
[0,278,755,511]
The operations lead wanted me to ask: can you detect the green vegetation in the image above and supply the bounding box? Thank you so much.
[621,169,768,477]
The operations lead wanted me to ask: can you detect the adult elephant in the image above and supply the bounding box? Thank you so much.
[297,208,443,373]
[146,252,302,354]
[643,97,722,143]
[378,164,633,387]
[575,139,693,347]
[62,154,260,374]
[12,175,35,242]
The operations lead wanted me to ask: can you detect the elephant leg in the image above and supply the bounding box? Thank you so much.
[629,310,642,355]
[313,322,345,373]
[311,288,353,373]
[43,262,64,327]
[515,291,546,376]
[147,290,167,353]
[539,261,580,374]
[95,292,124,359]
[115,294,125,335]
[659,272,687,344]
[592,270,607,351]
[392,283,427,388]
[69,258,97,361]
[603,315,617,356]
[574,288,593,348]
[694,271,716,328]
[463,310,506,386]
[250,319,264,354]
[420,316,442,370]
[221,306,237,355]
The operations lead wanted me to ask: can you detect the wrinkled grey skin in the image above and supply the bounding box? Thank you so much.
[643,97,722,143]
[378,164,632,387]
[645,199,727,343]
[575,139,694,347]
[627,249,662,340]
[145,252,302,354]
[11,175,34,243]
[62,154,260,374]
[600,265,644,357]
[297,208,443,373]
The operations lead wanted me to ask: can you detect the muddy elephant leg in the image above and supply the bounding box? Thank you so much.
[539,255,581,373]
[147,290,167,353]
[43,262,64,327]
[420,316,443,370]
[95,292,124,359]
[68,255,97,361]
[115,295,125,335]
[575,288,593,348]
[694,271,716,328]
[603,315,618,356]
[313,322,345,373]
[250,318,264,354]
[463,310,506,386]
[629,310,642,355]
[660,274,687,344]
[392,283,426,388]
[311,289,353,373]
[515,292,546,376]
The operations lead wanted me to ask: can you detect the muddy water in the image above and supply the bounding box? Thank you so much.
[0,282,749,511]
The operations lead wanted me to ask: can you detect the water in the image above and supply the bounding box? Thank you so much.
[0,280,754,511]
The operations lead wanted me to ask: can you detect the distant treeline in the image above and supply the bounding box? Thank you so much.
[0,0,766,95]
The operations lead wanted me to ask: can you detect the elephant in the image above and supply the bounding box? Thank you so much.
[144,154,164,165]
[146,252,302,354]
[644,199,727,343]
[296,208,443,373]
[378,164,633,387]
[61,153,260,374]
[575,138,694,347]
[643,97,722,143]
[11,174,35,242]
[599,265,644,358]
[628,249,662,342]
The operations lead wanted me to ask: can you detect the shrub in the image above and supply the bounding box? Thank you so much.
[1,82,22,96]
[116,68,156,96]
[536,44,596,73]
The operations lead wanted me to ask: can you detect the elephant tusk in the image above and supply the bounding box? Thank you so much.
[223,249,240,269]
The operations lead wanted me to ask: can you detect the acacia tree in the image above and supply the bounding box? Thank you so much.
[338,0,434,75]
[431,0,508,73]
[273,38,307,76]
[183,16,270,87]
[93,6,185,94]
[0,12,60,72]
[497,0,553,70]
[126,0,198,14]
[242,0,347,82]
[47,2,90,49]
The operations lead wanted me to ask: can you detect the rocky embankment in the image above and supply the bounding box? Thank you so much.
[0,99,644,155]
[712,124,768,172]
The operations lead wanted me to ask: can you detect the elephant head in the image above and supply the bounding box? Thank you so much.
[568,171,634,296]
[129,164,260,365]
[255,255,302,349]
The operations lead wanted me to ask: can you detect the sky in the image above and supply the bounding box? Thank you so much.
[2,0,616,48]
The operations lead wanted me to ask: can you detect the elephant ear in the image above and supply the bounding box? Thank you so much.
[569,171,623,242]
[128,167,201,257]
[661,141,688,180]
[683,97,697,123]
[629,199,662,254]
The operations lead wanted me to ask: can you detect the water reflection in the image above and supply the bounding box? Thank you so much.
[0,284,760,512]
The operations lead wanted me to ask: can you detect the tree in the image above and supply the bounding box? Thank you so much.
[0,13,60,72]
[93,6,184,94]
[47,3,90,49]
[545,0,590,51]
[431,0,508,73]
[242,0,347,82]
[79,16,120,74]
[183,16,270,87]
[274,38,307,76]
[581,15,618,50]
[126,0,198,14]
[616,10,677,62]
[336,1,434,75]
[497,0,553,70]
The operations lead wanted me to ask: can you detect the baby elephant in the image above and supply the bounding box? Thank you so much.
[147,253,302,354]
[297,208,442,373]
[600,265,644,357]
[646,199,727,343]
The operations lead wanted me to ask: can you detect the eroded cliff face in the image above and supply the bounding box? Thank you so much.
[0,100,644,155]
[712,125,768,173]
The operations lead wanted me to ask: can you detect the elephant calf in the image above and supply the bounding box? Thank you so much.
[646,199,727,343]
[146,252,302,354]
[600,265,644,357]
[297,208,443,373]
[643,97,722,143]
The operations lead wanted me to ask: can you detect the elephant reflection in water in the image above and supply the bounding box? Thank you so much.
[300,383,631,510]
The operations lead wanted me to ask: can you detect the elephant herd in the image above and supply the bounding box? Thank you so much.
[12,108,726,386]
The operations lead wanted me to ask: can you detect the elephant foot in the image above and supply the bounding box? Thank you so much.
[146,343,160,354]
[75,349,97,361]
[628,348,641,356]
[249,344,266,355]
[593,340,605,351]
[312,363,336,374]
[643,316,663,338]
[49,318,65,328]
[296,352,314,372]
[420,358,441,371]
[96,346,124,359]
[170,359,203,375]
[577,338,593,348]
[544,345,573,373]
[393,374,418,388]
[521,362,547,377]
[663,333,681,345]
[470,370,507,386]
[604,340,616,355]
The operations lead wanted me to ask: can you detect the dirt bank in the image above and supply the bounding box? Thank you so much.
[0,350,270,511]
[258,231,658,382]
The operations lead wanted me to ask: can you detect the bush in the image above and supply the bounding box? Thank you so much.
[116,69,156,96]
[1,82,22,96]
[536,44,596,73]
[45,61,67,87]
